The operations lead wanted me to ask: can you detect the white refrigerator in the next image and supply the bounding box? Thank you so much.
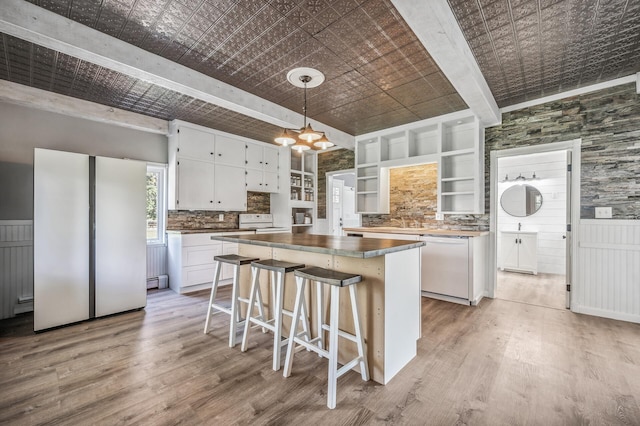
[34,148,147,331]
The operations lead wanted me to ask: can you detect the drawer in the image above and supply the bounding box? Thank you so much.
[183,265,216,287]
[182,244,222,266]
[181,233,221,247]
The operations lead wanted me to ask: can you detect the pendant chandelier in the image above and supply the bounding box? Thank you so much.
[274,67,334,152]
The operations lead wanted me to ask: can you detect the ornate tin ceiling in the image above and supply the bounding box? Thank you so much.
[447,0,640,107]
[2,0,466,138]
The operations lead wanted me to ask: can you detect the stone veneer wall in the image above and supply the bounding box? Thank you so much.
[485,82,640,219]
[167,191,270,230]
[316,148,355,219]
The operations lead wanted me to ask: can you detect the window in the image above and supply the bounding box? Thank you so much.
[146,164,166,245]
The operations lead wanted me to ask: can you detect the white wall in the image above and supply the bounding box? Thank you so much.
[497,150,567,274]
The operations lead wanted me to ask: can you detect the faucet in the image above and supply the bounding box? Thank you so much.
[391,217,407,228]
[518,222,522,231]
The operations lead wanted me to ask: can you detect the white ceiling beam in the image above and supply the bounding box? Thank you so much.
[0,0,354,149]
[390,0,501,127]
[0,80,169,135]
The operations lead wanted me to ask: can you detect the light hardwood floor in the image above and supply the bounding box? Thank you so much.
[1,288,639,425]
[496,270,566,310]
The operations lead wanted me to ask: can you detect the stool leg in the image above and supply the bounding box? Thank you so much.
[254,276,267,333]
[241,266,260,352]
[350,285,370,382]
[283,276,306,378]
[327,285,341,409]
[204,260,222,334]
[298,286,311,347]
[316,280,325,353]
[272,270,285,371]
[228,264,241,348]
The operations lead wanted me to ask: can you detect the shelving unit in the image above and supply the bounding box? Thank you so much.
[289,151,316,233]
[354,111,484,215]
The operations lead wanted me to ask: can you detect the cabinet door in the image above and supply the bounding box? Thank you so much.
[263,171,279,193]
[245,142,263,169]
[178,126,215,161]
[177,158,215,209]
[518,234,538,273]
[263,146,279,173]
[215,164,247,211]
[500,233,519,270]
[246,168,264,192]
[215,135,246,167]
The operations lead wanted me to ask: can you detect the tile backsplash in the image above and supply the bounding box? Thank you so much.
[167,192,270,230]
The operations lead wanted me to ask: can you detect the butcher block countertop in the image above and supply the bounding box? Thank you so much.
[211,233,424,258]
[343,227,489,238]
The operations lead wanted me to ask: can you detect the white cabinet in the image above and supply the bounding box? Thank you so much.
[354,112,484,215]
[500,231,538,274]
[168,121,248,210]
[245,142,279,193]
[167,232,254,294]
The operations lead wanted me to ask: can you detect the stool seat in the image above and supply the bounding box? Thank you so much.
[251,259,305,273]
[242,259,309,371]
[294,267,362,287]
[214,254,259,266]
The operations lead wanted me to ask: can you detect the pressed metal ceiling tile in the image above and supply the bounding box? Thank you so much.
[448,0,640,106]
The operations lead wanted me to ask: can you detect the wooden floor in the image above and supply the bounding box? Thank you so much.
[496,270,566,310]
[1,288,639,425]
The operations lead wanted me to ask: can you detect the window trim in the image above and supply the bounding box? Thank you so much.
[146,163,167,246]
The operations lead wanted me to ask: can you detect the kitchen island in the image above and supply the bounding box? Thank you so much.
[211,233,424,385]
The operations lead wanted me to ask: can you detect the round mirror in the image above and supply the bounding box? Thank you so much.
[500,184,543,217]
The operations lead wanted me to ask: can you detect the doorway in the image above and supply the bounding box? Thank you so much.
[327,170,360,236]
[490,140,580,310]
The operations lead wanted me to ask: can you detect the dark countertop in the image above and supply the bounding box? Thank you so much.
[211,233,425,258]
[167,228,255,234]
[343,227,489,238]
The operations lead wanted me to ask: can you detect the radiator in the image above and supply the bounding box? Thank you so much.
[0,220,34,319]
[146,244,167,280]
[575,219,640,323]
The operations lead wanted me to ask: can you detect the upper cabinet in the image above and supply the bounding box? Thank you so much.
[354,111,484,215]
[168,121,281,211]
[245,142,279,193]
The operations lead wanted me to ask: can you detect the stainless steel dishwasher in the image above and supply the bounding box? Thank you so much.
[420,236,469,300]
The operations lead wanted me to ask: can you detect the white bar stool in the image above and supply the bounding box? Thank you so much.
[241,259,310,371]
[204,254,259,348]
[283,266,370,409]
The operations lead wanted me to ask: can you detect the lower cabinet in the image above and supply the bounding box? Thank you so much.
[167,232,253,294]
[499,231,538,274]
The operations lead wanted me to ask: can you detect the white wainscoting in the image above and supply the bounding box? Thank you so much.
[147,244,167,279]
[0,220,34,319]
[575,219,640,323]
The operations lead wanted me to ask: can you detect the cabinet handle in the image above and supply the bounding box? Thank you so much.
[515,238,518,244]
[210,152,214,155]
[218,153,222,156]
[210,200,213,203]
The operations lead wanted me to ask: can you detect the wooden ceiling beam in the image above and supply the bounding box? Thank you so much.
[0,80,169,135]
[0,0,355,148]
[390,0,501,127]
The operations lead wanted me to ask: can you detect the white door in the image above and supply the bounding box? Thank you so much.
[215,164,247,211]
[215,135,246,167]
[95,157,147,317]
[263,146,279,173]
[34,149,90,331]
[245,142,263,170]
[332,179,344,236]
[177,158,215,209]
[518,233,538,273]
[500,233,519,270]
[178,126,215,161]
[245,168,263,192]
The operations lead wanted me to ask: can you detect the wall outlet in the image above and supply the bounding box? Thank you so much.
[218,213,224,221]
[435,212,444,221]
[595,207,612,219]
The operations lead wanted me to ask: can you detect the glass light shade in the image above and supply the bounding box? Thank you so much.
[291,142,310,152]
[298,123,322,142]
[274,129,296,146]
[313,134,333,150]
